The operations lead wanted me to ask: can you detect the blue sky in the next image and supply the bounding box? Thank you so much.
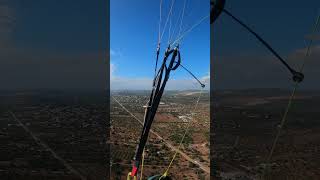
[0,0,107,90]
[213,0,320,89]
[214,0,320,56]
[1,0,318,90]
[111,0,210,90]
[13,0,106,54]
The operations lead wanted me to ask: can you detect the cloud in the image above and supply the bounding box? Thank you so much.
[0,50,107,90]
[110,49,116,56]
[111,76,204,90]
[110,48,122,59]
[304,34,320,41]
[110,60,208,90]
[213,44,320,90]
[201,72,210,88]
[111,76,152,90]
[110,62,116,80]
[110,62,207,90]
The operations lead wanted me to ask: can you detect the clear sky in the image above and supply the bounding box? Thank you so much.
[0,0,107,90]
[212,0,320,90]
[1,0,319,90]
[111,0,210,90]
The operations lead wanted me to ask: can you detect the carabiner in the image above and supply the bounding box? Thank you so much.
[127,172,137,180]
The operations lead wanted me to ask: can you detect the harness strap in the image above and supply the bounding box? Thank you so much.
[131,46,181,176]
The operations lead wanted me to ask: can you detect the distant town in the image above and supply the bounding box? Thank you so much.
[110,90,210,180]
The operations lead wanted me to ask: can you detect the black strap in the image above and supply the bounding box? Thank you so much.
[133,47,181,172]
[211,0,304,83]
[170,51,181,71]
[154,43,161,83]
[210,0,226,24]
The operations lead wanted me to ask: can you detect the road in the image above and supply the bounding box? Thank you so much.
[112,97,210,174]
[9,111,86,180]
